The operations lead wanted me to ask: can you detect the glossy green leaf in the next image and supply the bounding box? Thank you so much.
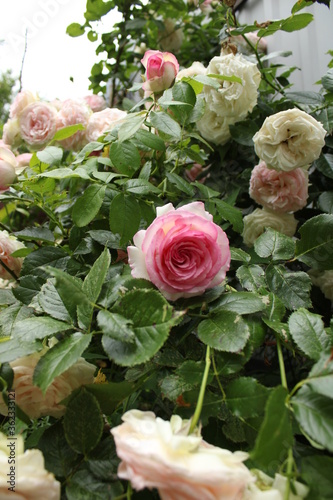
[254,228,296,261]
[72,184,106,227]
[149,111,182,139]
[226,377,270,418]
[198,311,250,352]
[109,192,141,245]
[295,214,333,270]
[266,264,312,310]
[109,141,141,177]
[288,308,331,360]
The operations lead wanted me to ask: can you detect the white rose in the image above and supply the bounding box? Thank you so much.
[177,61,206,81]
[242,208,298,247]
[2,118,22,148]
[203,53,261,119]
[196,105,235,145]
[86,108,127,142]
[9,90,39,119]
[159,18,184,53]
[245,470,309,500]
[253,109,326,171]
[308,269,333,302]
[0,433,61,499]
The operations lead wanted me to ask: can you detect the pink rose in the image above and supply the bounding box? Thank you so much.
[85,107,127,142]
[16,152,33,173]
[249,161,308,213]
[111,410,254,500]
[141,50,179,94]
[0,147,17,191]
[9,90,39,119]
[0,230,25,280]
[0,352,96,419]
[19,102,57,148]
[83,94,107,112]
[128,202,230,301]
[56,99,92,151]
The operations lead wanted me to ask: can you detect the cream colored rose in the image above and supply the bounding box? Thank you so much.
[56,99,92,151]
[158,18,184,53]
[253,109,326,171]
[242,208,298,247]
[9,90,39,119]
[0,230,25,280]
[176,61,206,81]
[2,118,22,148]
[0,352,96,418]
[203,53,261,119]
[308,269,333,302]
[0,432,60,499]
[86,108,127,142]
[196,105,235,145]
[246,470,309,500]
[111,410,255,499]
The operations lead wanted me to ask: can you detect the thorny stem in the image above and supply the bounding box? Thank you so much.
[189,344,211,434]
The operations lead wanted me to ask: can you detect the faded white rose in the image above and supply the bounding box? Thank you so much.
[159,18,184,53]
[253,109,326,171]
[2,118,22,148]
[197,105,235,145]
[176,61,206,81]
[308,269,333,302]
[242,208,298,247]
[0,433,61,499]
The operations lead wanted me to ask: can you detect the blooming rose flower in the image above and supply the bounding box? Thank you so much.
[0,230,25,280]
[197,105,235,145]
[15,152,33,173]
[56,99,92,151]
[85,107,127,142]
[0,147,17,191]
[249,161,308,213]
[242,208,298,247]
[176,61,206,81]
[247,470,309,500]
[83,94,107,112]
[159,19,184,53]
[141,50,179,94]
[128,202,230,301]
[308,269,333,302]
[9,90,39,119]
[253,109,326,171]
[0,432,61,499]
[111,410,255,499]
[2,118,22,148]
[203,53,261,120]
[0,352,96,418]
[19,102,57,148]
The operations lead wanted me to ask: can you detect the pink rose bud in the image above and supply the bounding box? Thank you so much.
[128,202,230,301]
[0,147,17,191]
[141,50,179,94]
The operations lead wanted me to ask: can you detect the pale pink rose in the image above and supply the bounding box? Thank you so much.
[141,50,179,94]
[0,352,96,418]
[0,230,25,280]
[242,208,298,247]
[83,94,107,112]
[2,118,22,147]
[249,161,308,213]
[200,0,214,14]
[85,107,127,142]
[15,152,33,173]
[128,202,230,301]
[0,140,11,149]
[0,147,17,191]
[176,61,206,81]
[19,102,57,148]
[9,90,39,119]
[0,433,61,499]
[111,410,254,500]
[56,99,92,151]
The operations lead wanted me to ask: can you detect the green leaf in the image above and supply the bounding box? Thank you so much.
[255,228,296,261]
[160,375,194,401]
[14,227,55,243]
[314,153,333,179]
[172,81,196,106]
[101,289,183,366]
[295,214,333,270]
[212,292,267,314]
[266,264,312,310]
[12,316,72,342]
[66,470,123,500]
[301,455,333,499]
[291,386,333,452]
[229,120,259,146]
[37,423,78,478]
[236,265,266,291]
[166,172,195,196]
[86,380,139,415]
[33,332,92,393]
[230,248,251,264]
[36,146,63,166]
[21,247,70,279]
[214,200,243,233]
[288,308,331,360]
[306,351,333,399]
[134,128,166,151]
[35,279,72,322]
[281,13,314,32]
[226,377,270,418]
[318,191,333,213]
[97,310,135,343]
[63,388,103,456]
[66,22,85,37]
[251,386,293,469]
[118,113,146,142]
[322,68,333,92]
[109,141,141,177]
[285,90,325,105]
[122,179,161,195]
[197,311,250,352]
[149,111,182,140]
[0,338,41,363]
[54,123,85,142]
[39,167,91,180]
[72,184,106,228]
[109,193,141,245]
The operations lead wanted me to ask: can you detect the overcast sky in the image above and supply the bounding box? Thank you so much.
[0,0,118,101]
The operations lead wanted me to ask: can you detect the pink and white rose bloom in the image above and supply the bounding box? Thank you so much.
[242,208,298,247]
[253,109,326,171]
[141,50,179,94]
[19,102,57,148]
[0,230,25,280]
[0,147,17,191]
[128,202,230,301]
[56,99,92,151]
[9,90,39,119]
[85,107,127,142]
[249,161,308,213]
[0,432,61,499]
[83,94,107,112]
[0,352,96,419]
[111,410,255,499]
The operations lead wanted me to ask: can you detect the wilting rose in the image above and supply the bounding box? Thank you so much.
[308,269,333,302]
[242,208,298,247]
[111,410,255,499]
[197,105,235,145]
[253,109,326,171]
[83,94,107,112]
[0,432,61,499]
[9,90,39,119]
[56,99,92,151]
[2,118,22,148]
[249,161,308,213]
[0,230,25,280]
[203,53,261,120]
[0,352,96,418]
[176,61,206,81]
[0,148,17,191]
[85,107,127,142]
[158,19,184,53]
[19,102,57,148]
[128,202,230,301]
[141,50,179,94]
